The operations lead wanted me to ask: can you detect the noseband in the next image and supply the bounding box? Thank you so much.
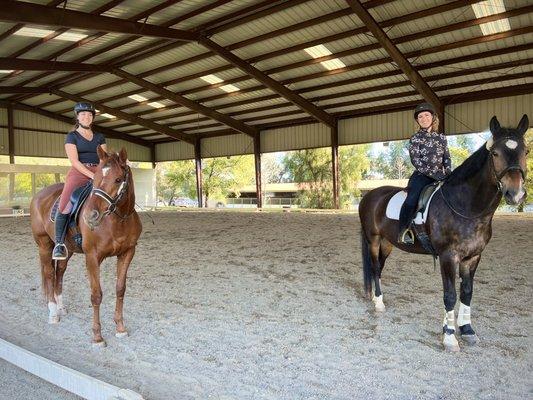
[91,165,133,221]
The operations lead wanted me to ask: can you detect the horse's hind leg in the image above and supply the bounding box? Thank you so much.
[54,257,70,317]
[114,248,135,338]
[37,237,59,323]
[369,234,386,311]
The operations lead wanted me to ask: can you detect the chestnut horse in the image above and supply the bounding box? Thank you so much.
[359,115,528,351]
[30,147,142,345]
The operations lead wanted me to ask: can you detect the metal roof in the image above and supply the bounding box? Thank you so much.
[0,0,530,154]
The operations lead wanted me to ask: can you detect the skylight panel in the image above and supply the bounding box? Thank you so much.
[201,74,240,92]
[201,74,224,84]
[220,84,240,93]
[15,27,88,41]
[472,0,511,35]
[128,94,148,102]
[304,44,346,71]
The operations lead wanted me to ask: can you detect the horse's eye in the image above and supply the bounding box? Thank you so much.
[115,178,122,183]
[491,150,498,157]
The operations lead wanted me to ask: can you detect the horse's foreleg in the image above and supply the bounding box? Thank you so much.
[86,253,105,346]
[458,255,481,345]
[440,251,460,352]
[114,248,135,338]
[54,258,69,317]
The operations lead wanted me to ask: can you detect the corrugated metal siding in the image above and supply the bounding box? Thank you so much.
[202,134,253,158]
[15,130,66,158]
[446,94,533,134]
[339,110,415,145]
[0,128,7,155]
[262,123,330,153]
[105,139,151,162]
[14,110,71,132]
[156,141,195,162]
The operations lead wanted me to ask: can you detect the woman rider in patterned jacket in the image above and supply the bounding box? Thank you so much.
[398,102,452,244]
[52,102,107,260]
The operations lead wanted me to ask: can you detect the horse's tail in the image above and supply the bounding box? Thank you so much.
[361,229,373,297]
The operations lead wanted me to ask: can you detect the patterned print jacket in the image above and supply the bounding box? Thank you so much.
[409,128,452,180]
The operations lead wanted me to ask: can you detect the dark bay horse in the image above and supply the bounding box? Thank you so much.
[359,115,529,351]
[30,147,142,346]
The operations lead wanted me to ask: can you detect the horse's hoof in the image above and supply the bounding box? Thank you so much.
[461,334,479,345]
[372,295,385,312]
[115,331,128,338]
[48,315,60,324]
[92,340,107,348]
[57,307,67,316]
[444,343,460,352]
[443,333,460,352]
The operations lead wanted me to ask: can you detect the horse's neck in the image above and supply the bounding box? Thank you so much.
[447,158,501,217]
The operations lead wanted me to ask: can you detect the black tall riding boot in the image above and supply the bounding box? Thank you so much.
[52,212,69,260]
[398,202,415,245]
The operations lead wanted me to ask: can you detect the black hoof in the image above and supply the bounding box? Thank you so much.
[459,324,478,345]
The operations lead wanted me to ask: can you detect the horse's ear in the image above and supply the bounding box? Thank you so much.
[489,116,501,136]
[97,145,108,162]
[516,114,529,136]
[118,147,128,164]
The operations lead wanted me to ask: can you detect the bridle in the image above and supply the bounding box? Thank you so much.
[488,136,526,192]
[440,136,526,219]
[90,164,134,221]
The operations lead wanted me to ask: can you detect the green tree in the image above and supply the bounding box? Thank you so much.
[283,145,370,209]
[518,128,532,212]
[159,160,196,204]
[372,140,413,179]
[339,144,371,207]
[157,156,256,206]
[448,135,476,169]
[202,155,255,205]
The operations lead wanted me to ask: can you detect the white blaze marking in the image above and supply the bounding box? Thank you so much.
[102,166,110,176]
[505,140,518,149]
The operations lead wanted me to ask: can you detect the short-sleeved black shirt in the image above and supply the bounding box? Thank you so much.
[65,131,106,164]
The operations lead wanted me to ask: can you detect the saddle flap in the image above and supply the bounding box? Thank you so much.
[385,183,442,225]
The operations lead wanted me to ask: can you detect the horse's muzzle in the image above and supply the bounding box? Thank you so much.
[503,188,526,205]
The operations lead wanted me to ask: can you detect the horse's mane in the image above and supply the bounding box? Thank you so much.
[445,144,489,185]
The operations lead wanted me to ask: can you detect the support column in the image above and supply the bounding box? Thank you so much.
[55,173,61,184]
[150,144,156,169]
[438,104,445,133]
[8,104,14,203]
[331,122,340,209]
[254,132,262,209]
[194,137,203,208]
[31,173,36,197]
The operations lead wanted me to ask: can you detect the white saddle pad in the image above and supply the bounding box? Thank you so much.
[385,186,441,225]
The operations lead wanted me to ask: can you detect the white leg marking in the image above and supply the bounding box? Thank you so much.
[457,303,471,327]
[442,310,459,352]
[54,294,67,316]
[372,294,385,311]
[48,302,59,324]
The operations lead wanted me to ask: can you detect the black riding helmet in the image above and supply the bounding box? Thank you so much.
[74,102,95,116]
[414,102,436,120]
